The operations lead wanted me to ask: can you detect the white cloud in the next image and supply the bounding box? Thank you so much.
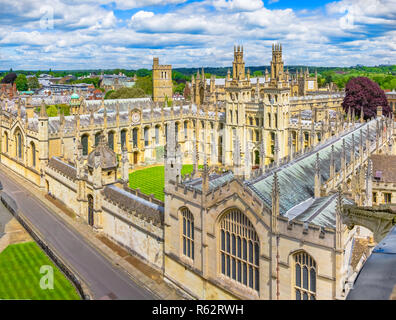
[212,0,264,11]
[0,0,394,69]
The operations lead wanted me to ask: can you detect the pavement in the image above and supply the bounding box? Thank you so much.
[0,163,185,300]
[0,200,32,253]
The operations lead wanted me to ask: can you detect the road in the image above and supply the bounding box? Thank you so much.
[0,168,156,300]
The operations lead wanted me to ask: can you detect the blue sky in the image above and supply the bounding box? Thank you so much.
[0,0,395,70]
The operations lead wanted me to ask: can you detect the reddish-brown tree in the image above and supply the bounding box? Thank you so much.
[342,77,391,119]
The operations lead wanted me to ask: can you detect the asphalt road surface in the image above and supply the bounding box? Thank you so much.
[0,168,156,300]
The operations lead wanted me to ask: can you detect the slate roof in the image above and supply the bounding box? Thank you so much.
[183,171,234,191]
[248,119,378,219]
[290,194,354,228]
[103,185,164,225]
[371,154,396,183]
[47,157,77,180]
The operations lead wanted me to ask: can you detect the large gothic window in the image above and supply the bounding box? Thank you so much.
[181,208,194,260]
[294,252,316,300]
[220,209,260,292]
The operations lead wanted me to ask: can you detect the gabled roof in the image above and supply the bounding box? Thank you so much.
[248,120,378,216]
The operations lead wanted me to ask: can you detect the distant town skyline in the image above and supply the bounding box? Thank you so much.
[0,0,395,70]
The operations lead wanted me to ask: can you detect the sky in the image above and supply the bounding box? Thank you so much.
[0,0,395,70]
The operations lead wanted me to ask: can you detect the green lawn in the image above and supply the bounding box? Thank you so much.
[129,165,201,201]
[0,242,81,300]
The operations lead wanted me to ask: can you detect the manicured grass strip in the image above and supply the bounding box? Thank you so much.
[0,241,81,300]
[129,165,202,202]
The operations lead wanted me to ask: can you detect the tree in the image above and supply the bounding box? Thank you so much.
[173,82,185,94]
[105,87,146,99]
[342,77,391,119]
[28,76,40,89]
[15,74,28,91]
[134,76,152,95]
[1,72,17,84]
[253,70,263,77]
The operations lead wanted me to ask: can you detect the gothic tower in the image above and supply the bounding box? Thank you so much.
[270,43,284,82]
[232,45,245,81]
[152,57,173,104]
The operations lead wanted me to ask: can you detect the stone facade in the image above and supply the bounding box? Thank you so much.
[0,44,395,300]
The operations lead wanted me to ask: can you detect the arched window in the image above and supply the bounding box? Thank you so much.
[304,132,309,147]
[220,209,259,292]
[155,125,160,144]
[81,134,89,156]
[181,208,194,260]
[132,128,138,148]
[95,132,101,146]
[184,121,188,139]
[31,142,36,167]
[144,127,149,147]
[108,131,114,150]
[16,132,23,159]
[294,252,316,300]
[121,129,127,148]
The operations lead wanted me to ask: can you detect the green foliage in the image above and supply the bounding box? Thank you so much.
[35,104,70,117]
[136,69,152,77]
[15,74,28,91]
[172,70,190,82]
[134,76,152,95]
[0,242,80,300]
[46,105,59,117]
[173,82,185,94]
[253,70,263,77]
[129,165,202,201]
[27,76,40,89]
[105,87,146,99]
[104,90,115,99]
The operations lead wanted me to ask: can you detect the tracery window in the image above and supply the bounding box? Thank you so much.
[294,252,316,300]
[220,209,259,292]
[181,208,194,260]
